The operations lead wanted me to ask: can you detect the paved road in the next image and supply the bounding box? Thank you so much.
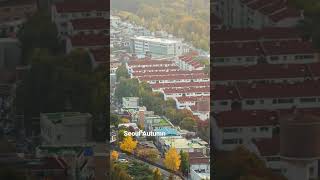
[112,145,184,180]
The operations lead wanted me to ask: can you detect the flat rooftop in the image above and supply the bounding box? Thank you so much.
[132,36,180,44]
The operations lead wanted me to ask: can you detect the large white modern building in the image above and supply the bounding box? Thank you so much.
[130,36,184,57]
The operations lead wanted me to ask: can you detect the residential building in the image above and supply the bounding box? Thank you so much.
[65,33,107,53]
[214,0,303,29]
[67,17,108,35]
[130,36,183,58]
[213,82,320,112]
[0,0,37,37]
[122,97,139,110]
[189,152,210,180]
[212,110,278,150]
[40,112,92,145]
[51,0,108,37]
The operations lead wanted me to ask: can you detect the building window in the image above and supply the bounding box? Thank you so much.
[223,128,238,133]
[300,98,316,103]
[260,127,269,132]
[270,56,279,61]
[220,101,228,106]
[277,98,293,104]
[246,100,255,105]
[222,139,238,144]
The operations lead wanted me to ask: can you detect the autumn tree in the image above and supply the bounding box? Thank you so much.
[136,148,160,162]
[120,136,137,153]
[111,150,119,161]
[180,117,196,131]
[120,118,130,123]
[164,147,181,171]
[180,150,189,175]
[153,168,162,180]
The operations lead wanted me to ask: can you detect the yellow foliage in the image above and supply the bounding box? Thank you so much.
[111,150,119,161]
[163,147,181,171]
[120,136,137,153]
[120,118,129,123]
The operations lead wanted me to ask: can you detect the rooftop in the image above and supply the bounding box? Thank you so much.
[154,127,178,136]
[69,34,107,47]
[70,17,108,30]
[215,110,279,128]
[132,36,180,44]
[54,0,108,13]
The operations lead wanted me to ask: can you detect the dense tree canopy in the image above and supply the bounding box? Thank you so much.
[111,0,210,51]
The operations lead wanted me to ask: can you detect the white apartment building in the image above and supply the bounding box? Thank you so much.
[130,36,183,58]
[51,0,108,38]
[214,0,303,29]
[0,0,37,37]
[65,33,107,53]
[213,82,320,113]
[40,112,92,145]
[67,17,108,36]
[212,110,277,151]
[122,97,139,110]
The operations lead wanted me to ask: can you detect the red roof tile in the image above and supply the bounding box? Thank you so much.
[254,136,280,156]
[262,40,315,55]
[213,42,262,57]
[69,34,107,47]
[127,60,174,66]
[70,18,108,30]
[131,66,179,72]
[163,87,210,94]
[133,70,205,77]
[139,74,209,81]
[213,64,310,81]
[54,0,108,13]
[176,96,210,103]
[215,110,279,127]
[151,82,209,90]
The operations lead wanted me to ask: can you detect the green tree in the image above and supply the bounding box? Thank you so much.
[180,117,196,131]
[18,11,61,64]
[180,150,189,175]
[116,64,130,80]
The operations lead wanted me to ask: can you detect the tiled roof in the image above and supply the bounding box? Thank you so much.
[262,40,316,55]
[139,74,209,81]
[54,0,108,13]
[127,60,174,66]
[131,66,179,72]
[212,42,262,57]
[212,27,301,42]
[254,136,280,156]
[163,87,210,94]
[132,70,205,77]
[151,82,209,89]
[69,34,107,47]
[176,96,210,103]
[70,18,108,30]
[213,64,310,81]
[215,110,279,127]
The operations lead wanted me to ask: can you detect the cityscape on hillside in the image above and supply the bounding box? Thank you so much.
[212,0,320,180]
[0,0,108,179]
[109,0,210,179]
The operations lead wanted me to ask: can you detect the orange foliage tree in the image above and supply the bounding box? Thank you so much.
[163,147,181,171]
[120,136,137,153]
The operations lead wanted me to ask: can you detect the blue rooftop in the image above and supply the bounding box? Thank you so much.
[155,128,178,136]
